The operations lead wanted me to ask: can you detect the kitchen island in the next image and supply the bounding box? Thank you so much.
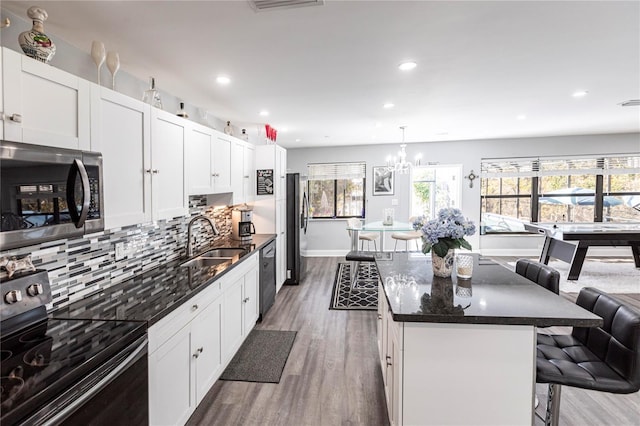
[375,252,602,426]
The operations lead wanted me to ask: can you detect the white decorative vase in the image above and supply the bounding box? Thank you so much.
[431,249,455,278]
[19,6,56,63]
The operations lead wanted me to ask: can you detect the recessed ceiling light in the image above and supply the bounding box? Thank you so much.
[295,138,301,142]
[259,110,269,116]
[398,61,417,71]
[517,114,527,120]
[375,122,382,128]
[572,90,588,98]
[216,76,231,85]
[383,103,395,109]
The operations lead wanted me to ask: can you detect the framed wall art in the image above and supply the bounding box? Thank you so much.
[373,166,394,196]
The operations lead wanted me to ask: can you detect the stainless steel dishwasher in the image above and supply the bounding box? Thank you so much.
[259,240,276,321]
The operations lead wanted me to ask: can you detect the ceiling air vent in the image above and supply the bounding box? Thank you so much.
[249,0,324,12]
[619,100,640,107]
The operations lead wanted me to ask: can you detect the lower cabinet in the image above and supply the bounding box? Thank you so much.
[378,286,402,426]
[148,253,259,426]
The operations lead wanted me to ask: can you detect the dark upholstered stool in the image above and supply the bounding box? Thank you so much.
[536,287,640,426]
[515,258,560,294]
[345,251,377,302]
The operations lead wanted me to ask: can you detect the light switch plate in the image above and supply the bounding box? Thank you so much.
[391,198,399,206]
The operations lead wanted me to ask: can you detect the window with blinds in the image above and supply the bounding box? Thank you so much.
[480,154,640,233]
[307,162,366,218]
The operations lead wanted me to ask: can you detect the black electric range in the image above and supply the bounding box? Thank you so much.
[0,270,147,426]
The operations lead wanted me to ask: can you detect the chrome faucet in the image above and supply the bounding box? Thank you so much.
[187,215,219,257]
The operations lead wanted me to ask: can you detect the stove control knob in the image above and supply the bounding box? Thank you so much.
[27,283,44,297]
[5,290,23,304]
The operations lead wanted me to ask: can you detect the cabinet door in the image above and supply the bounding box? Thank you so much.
[192,299,223,404]
[378,283,387,381]
[186,124,215,195]
[230,141,245,201]
[275,197,287,292]
[213,136,232,193]
[243,266,259,336]
[243,144,255,204]
[91,87,151,229]
[148,325,195,426]
[151,110,188,221]
[2,47,90,150]
[274,146,287,199]
[223,275,245,361]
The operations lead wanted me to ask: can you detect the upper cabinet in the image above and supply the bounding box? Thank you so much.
[151,109,188,221]
[185,125,234,196]
[90,86,152,229]
[1,47,91,150]
[231,140,255,205]
[212,134,233,193]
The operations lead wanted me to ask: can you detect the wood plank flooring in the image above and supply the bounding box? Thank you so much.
[187,256,640,426]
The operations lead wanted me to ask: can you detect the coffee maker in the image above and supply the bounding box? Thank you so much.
[231,207,255,242]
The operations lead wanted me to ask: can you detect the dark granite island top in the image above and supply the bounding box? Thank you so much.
[375,252,603,327]
[51,234,276,327]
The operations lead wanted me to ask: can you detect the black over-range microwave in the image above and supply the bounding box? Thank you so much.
[0,141,104,250]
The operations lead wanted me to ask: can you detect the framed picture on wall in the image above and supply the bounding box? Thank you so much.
[373,166,394,196]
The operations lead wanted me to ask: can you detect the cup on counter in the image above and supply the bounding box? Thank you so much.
[456,254,473,279]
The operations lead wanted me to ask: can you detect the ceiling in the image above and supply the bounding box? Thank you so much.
[3,0,639,149]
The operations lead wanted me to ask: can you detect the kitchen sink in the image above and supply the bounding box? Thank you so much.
[180,257,231,268]
[200,248,247,258]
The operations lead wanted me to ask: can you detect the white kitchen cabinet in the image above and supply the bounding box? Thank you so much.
[223,253,260,359]
[378,285,402,426]
[252,145,287,291]
[90,86,152,229]
[213,134,233,193]
[230,140,256,204]
[243,263,259,336]
[148,323,194,426]
[150,109,188,221]
[191,298,223,404]
[186,123,216,195]
[1,47,90,150]
[149,252,259,426]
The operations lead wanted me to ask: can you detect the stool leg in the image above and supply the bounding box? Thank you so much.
[373,240,377,252]
[544,383,561,426]
[394,239,398,252]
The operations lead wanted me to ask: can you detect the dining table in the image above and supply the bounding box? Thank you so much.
[347,220,415,251]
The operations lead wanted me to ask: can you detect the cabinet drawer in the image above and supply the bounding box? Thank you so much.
[149,281,222,353]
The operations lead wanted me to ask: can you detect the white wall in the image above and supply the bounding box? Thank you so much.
[287,133,640,256]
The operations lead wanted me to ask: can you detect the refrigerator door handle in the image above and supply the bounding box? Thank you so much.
[302,191,309,234]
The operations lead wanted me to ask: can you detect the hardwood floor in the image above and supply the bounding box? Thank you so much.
[187,257,389,426]
[187,256,640,426]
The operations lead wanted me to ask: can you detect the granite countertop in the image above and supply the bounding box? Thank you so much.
[51,234,276,327]
[376,252,603,327]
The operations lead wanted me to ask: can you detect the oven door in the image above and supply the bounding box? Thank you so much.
[0,141,104,250]
[28,334,148,426]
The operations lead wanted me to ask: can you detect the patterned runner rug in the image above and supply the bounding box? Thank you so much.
[329,262,379,310]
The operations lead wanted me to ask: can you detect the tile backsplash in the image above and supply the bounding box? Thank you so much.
[1,196,237,311]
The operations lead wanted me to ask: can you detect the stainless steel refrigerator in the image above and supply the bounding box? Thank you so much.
[285,173,308,285]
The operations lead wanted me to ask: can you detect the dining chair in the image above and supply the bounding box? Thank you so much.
[346,217,378,251]
[536,287,640,426]
[391,216,422,252]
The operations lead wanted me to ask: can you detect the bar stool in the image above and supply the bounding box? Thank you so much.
[536,287,640,426]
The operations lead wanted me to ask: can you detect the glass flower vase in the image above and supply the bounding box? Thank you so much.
[431,249,455,278]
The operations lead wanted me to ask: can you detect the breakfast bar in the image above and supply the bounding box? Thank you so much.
[375,253,602,426]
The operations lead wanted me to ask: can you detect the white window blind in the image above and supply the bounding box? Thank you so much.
[308,162,366,180]
[481,154,640,177]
